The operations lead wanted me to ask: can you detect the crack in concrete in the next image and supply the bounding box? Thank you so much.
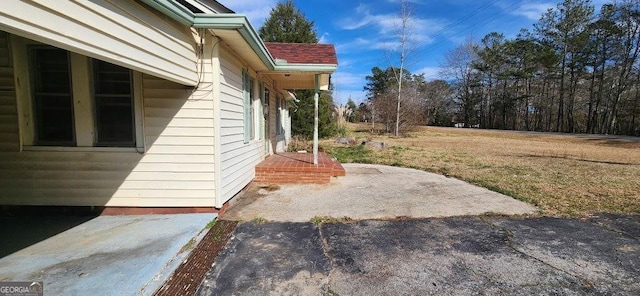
[317,223,340,296]
[478,216,596,288]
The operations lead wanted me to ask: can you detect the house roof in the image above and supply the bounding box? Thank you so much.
[265,43,338,65]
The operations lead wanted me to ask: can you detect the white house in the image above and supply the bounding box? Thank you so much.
[0,0,337,210]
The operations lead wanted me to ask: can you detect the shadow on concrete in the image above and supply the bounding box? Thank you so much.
[0,215,96,258]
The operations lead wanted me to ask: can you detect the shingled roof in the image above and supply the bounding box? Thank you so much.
[264,43,338,65]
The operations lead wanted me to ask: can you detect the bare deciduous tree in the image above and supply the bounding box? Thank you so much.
[384,0,420,136]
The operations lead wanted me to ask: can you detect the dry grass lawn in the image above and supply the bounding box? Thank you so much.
[322,124,640,216]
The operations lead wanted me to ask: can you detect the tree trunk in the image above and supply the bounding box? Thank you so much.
[557,42,568,132]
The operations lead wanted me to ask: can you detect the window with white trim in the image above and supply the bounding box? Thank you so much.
[31,47,75,146]
[22,44,140,149]
[93,60,135,147]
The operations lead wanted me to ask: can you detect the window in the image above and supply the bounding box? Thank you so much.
[242,69,252,143]
[249,78,255,140]
[258,80,264,140]
[26,45,137,149]
[31,47,75,146]
[93,60,134,146]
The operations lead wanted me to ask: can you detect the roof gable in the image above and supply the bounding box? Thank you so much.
[264,43,338,65]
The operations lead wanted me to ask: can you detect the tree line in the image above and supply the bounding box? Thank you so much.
[361,0,640,136]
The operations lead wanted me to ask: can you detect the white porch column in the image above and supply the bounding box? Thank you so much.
[313,74,319,166]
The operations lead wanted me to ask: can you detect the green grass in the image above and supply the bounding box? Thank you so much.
[310,216,353,225]
[324,145,374,163]
[252,217,268,224]
[179,238,197,253]
[205,219,217,229]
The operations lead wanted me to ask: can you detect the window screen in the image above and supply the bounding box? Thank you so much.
[93,60,135,147]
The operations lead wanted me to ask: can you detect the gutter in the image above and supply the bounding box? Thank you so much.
[139,0,337,73]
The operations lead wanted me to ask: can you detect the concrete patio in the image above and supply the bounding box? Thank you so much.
[0,213,216,295]
[225,163,539,222]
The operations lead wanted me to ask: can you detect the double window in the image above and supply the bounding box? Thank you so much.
[29,46,135,148]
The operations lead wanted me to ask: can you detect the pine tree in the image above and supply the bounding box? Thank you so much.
[259,0,318,43]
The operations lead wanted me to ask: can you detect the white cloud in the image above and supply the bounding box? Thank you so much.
[224,1,277,28]
[511,3,554,21]
[318,32,330,44]
[333,89,368,104]
[335,38,373,52]
[414,66,444,80]
[332,71,365,86]
[338,4,444,51]
[331,70,368,104]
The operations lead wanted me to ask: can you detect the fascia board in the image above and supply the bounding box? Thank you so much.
[273,64,337,73]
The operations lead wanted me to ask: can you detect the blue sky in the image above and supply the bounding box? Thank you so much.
[225,0,609,104]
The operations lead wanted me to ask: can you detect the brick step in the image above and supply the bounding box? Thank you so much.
[254,152,345,185]
[254,170,331,184]
[332,161,346,177]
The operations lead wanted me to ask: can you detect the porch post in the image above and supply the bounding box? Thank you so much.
[313,74,319,166]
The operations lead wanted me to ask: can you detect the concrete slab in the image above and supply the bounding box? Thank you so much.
[0,213,217,295]
[198,215,640,295]
[223,164,539,222]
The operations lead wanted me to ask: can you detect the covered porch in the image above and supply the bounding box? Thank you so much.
[254,152,345,184]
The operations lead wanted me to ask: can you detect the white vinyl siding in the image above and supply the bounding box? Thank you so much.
[218,47,263,205]
[0,0,198,86]
[0,74,216,207]
[0,31,19,152]
[0,33,216,207]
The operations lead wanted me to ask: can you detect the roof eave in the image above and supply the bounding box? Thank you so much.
[274,64,338,73]
[140,1,275,68]
[140,0,337,75]
[192,14,276,69]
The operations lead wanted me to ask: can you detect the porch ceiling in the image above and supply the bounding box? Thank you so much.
[266,72,331,91]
